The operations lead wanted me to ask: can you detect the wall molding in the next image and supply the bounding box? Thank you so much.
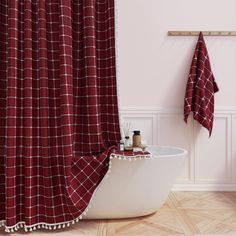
[121,106,236,114]
[120,106,236,191]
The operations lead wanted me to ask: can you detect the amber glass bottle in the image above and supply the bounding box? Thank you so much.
[132,131,141,147]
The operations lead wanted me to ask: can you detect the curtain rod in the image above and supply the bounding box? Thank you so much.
[168,31,236,36]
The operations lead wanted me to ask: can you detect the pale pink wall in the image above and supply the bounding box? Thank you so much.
[117,0,236,107]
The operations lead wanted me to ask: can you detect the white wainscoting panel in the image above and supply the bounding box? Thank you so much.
[120,107,236,191]
[158,114,193,183]
[121,116,154,144]
[194,115,231,184]
[232,115,236,183]
[120,110,158,145]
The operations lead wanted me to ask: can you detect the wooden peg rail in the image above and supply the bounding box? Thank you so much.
[168,31,236,36]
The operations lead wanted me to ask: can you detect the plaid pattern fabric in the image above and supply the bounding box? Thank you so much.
[0,0,121,230]
[184,32,219,136]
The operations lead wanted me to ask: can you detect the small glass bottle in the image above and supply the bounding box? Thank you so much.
[132,130,141,147]
[119,140,125,151]
[124,136,130,149]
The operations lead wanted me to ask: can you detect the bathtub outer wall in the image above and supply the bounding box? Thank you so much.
[84,149,186,219]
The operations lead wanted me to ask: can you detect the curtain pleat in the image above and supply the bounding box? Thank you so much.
[0,0,120,231]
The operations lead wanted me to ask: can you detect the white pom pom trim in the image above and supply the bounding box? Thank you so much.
[0,150,154,233]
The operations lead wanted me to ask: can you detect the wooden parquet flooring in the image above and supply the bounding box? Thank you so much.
[1,192,236,235]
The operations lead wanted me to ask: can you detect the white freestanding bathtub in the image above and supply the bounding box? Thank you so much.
[84,146,187,219]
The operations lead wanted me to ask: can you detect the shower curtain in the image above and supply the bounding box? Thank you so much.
[0,0,121,232]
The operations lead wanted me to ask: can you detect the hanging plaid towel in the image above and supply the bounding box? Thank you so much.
[184,32,219,136]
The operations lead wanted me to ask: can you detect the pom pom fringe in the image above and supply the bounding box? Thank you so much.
[0,150,154,233]
[110,153,153,161]
[1,155,112,233]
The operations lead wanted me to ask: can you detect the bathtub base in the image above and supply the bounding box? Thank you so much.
[85,210,157,220]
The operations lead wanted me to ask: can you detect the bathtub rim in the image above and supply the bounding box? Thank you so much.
[146,145,188,159]
[110,145,188,161]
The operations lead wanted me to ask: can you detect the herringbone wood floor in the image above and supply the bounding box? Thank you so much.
[1,192,236,235]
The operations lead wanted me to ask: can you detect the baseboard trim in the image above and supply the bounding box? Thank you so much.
[172,183,236,191]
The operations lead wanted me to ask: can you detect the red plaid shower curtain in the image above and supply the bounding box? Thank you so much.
[0,0,121,232]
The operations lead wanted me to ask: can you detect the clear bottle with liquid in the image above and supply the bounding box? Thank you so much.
[118,140,125,151]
